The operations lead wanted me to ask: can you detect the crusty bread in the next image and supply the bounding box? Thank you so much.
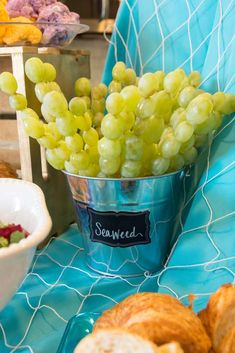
[94,292,211,353]
[74,329,184,353]
[198,283,235,353]
[74,329,160,353]
[157,342,184,353]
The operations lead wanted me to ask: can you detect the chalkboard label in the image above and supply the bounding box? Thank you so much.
[87,207,151,248]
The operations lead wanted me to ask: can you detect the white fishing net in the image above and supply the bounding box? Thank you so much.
[0,0,235,352]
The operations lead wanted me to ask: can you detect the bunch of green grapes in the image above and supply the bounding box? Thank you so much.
[0,57,234,178]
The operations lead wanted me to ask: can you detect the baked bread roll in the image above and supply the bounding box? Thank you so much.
[94,292,211,353]
[74,329,184,353]
[0,160,17,178]
[158,342,184,353]
[198,283,235,353]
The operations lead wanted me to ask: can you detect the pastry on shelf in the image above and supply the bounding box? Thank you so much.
[0,160,17,178]
[94,292,211,353]
[74,328,184,353]
[198,283,235,353]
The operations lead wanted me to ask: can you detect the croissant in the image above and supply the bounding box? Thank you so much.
[198,283,235,353]
[74,329,184,353]
[94,292,211,353]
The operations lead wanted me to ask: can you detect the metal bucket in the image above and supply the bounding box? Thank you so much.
[65,170,185,277]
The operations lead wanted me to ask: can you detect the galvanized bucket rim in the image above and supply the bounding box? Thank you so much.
[63,167,187,182]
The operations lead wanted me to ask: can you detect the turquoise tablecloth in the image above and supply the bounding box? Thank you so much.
[0,0,235,352]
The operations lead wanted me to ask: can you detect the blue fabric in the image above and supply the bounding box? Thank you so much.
[0,0,235,352]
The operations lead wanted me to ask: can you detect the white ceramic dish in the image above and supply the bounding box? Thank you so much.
[0,178,52,310]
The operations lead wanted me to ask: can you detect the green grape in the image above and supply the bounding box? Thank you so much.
[213,92,235,115]
[25,57,45,83]
[92,83,108,99]
[41,103,56,122]
[46,148,65,170]
[55,141,70,161]
[160,135,181,158]
[43,91,68,116]
[223,94,235,114]
[141,143,156,176]
[169,155,185,172]
[99,156,121,175]
[124,134,144,160]
[69,97,87,116]
[84,144,99,163]
[186,94,213,125]
[121,160,142,178]
[21,108,39,120]
[65,133,84,153]
[35,82,61,103]
[56,111,77,136]
[178,86,198,108]
[106,92,125,115]
[79,163,100,177]
[64,160,79,174]
[83,127,99,146]
[91,98,105,113]
[70,151,90,170]
[118,111,135,132]
[151,156,170,176]
[138,72,159,97]
[122,68,137,86]
[135,116,165,144]
[142,143,156,161]
[0,72,18,94]
[182,146,198,165]
[96,126,103,139]
[22,116,44,138]
[160,126,174,140]
[213,111,223,130]
[170,108,186,129]
[163,69,187,96]
[98,83,108,97]
[212,92,225,112]
[188,71,201,88]
[98,137,121,159]
[81,96,91,109]
[84,111,93,131]
[101,113,124,140]
[195,111,222,135]
[9,93,27,111]
[151,90,172,116]
[45,122,62,141]
[75,115,89,131]
[162,111,173,124]
[194,134,208,148]
[179,134,195,153]
[120,85,141,112]
[174,121,194,143]
[74,77,91,97]
[37,134,58,149]
[136,97,155,119]
[43,63,56,82]
[112,61,126,82]
[93,112,104,127]
[97,171,108,178]
[108,80,122,93]
[154,71,165,91]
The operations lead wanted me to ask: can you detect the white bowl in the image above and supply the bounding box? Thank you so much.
[0,178,52,310]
